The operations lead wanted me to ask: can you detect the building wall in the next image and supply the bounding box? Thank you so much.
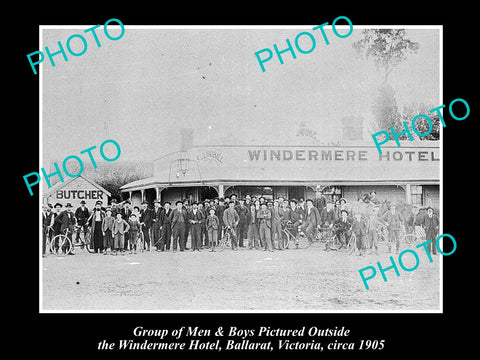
[423,185,440,209]
[44,177,109,210]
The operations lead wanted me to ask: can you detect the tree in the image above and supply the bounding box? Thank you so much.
[353,29,420,84]
[401,102,440,140]
[371,83,401,133]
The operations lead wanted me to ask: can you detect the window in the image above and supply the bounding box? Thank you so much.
[411,185,423,206]
[322,186,343,202]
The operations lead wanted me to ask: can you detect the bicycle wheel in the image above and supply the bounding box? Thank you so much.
[52,235,72,256]
[346,233,357,255]
[330,234,343,250]
[219,234,228,251]
[283,231,293,249]
[295,234,311,249]
[83,231,94,253]
[404,234,419,246]
[137,233,144,252]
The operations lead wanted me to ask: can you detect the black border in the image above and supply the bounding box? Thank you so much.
[15,3,475,357]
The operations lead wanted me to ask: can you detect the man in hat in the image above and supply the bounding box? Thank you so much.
[188,202,204,251]
[140,201,154,251]
[215,198,226,243]
[333,209,353,248]
[300,199,321,243]
[235,198,248,247]
[288,199,304,238]
[51,203,63,236]
[89,201,105,253]
[74,200,90,244]
[369,190,380,205]
[171,200,188,252]
[313,188,327,213]
[160,201,173,251]
[152,199,164,251]
[421,207,439,255]
[42,204,55,256]
[257,203,273,252]
[53,203,77,254]
[223,201,240,250]
[381,202,404,253]
[121,200,132,251]
[271,199,284,250]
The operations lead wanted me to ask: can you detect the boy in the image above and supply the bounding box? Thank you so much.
[351,212,367,256]
[112,212,130,255]
[206,208,219,252]
[128,213,140,254]
[102,208,115,255]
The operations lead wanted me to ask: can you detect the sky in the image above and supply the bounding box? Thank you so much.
[41,25,440,166]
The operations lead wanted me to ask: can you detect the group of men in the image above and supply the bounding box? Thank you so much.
[42,189,440,256]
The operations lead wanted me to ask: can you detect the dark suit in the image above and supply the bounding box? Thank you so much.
[42,211,54,255]
[152,206,164,249]
[53,210,76,252]
[188,209,205,250]
[235,204,249,247]
[121,207,132,249]
[422,214,439,254]
[300,206,321,241]
[140,207,154,249]
[171,208,188,251]
[160,208,173,250]
[74,206,90,241]
[215,204,226,241]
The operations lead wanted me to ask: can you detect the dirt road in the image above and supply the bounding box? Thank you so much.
[42,244,440,312]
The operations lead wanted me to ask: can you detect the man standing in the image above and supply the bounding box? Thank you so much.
[313,189,327,213]
[223,201,240,250]
[271,200,284,250]
[198,202,208,247]
[215,198,226,244]
[74,200,90,243]
[42,204,54,256]
[369,190,380,205]
[333,209,353,248]
[257,203,273,252]
[235,198,248,248]
[422,207,439,255]
[160,202,173,251]
[89,201,105,253]
[188,202,204,251]
[300,199,321,243]
[171,200,188,252]
[288,200,304,238]
[152,200,164,251]
[140,201,154,251]
[54,203,77,255]
[121,200,132,251]
[382,202,404,253]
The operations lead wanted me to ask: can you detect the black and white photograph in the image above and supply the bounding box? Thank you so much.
[39,24,442,312]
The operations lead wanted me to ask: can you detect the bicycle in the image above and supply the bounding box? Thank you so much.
[219,226,234,251]
[50,228,73,256]
[344,231,358,255]
[72,224,94,253]
[136,225,146,252]
[403,225,425,246]
[314,226,344,250]
[282,222,310,249]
